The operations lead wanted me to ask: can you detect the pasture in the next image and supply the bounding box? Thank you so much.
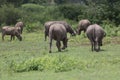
[0,32,120,80]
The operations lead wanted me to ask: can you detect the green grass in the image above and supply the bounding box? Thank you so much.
[0,32,120,80]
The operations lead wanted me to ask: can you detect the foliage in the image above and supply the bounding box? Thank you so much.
[9,53,120,73]
[102,20,120,37]
[0,0,7,6]
[22,0,50,5]
[0,0,24,7]
[10,55,80,72]
[0,0,120,36]
[25,22,43,32]
[21,3,45,12]
[0,4,22,26]
[21,3,64,32]
[78,4,105,24]
[58,4,84,21]
[54,0,68,4]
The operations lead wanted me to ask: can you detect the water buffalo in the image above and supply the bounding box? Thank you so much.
[44,21,75,41]
[2,26,22,41]
[86,24,106,52]
[15,21,24,34]
[77,19,91,35]
[49,23,68,53]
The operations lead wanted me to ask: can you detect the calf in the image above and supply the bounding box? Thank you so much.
[2,26,22,41]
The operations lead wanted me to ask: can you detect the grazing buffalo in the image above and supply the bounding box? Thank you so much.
[86,24,106,52]
[15,21,24,34]
[77,19,91,35]
[2,26,22,41]
[44,21,75,41]
[49,23,68,53]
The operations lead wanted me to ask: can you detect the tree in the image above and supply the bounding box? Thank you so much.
[0,4,22,25]
[0,0,7,6]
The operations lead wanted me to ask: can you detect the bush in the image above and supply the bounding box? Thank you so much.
[0,4,22,26]
[102,20,119,37]
[21,4,46,23]
[10,55,81,72]
[9,54,120,73]
[19,4,65,32]
[21,3,45,12]
[58,4,84,21]
[21,4,64,26]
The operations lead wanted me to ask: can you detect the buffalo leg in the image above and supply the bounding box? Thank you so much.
[13,36,15,40]
[62,41,66,50]
[49,38,52,53]
[10,35,12,41]
[91,41,94,51]
[87,35,94,51]
[62,38,68,50]
[2,34,5,41]
[95,41,100,52]
[11,35,15,41]
[89,39,95,51]
[21,28,23,34]
[89,38,94,51]
[99,40,102,46]
[44,31,47,41]
[56,41,61,52]
[45,30,49,41]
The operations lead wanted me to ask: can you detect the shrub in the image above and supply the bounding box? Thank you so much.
[102,20,119,37]
[21,3,45,12]
[10,55,81,72]
[25,22,43,32]
[58,4,83,21]
[9,54,120,73]
[0,4,22,26]
[20,4,64,32]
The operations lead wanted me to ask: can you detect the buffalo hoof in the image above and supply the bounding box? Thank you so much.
[49,51,52,53]
[58,50,61,52]
[62,47,65,50]
[95,49,100,52]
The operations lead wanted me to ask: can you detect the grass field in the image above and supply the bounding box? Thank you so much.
[0,32,120,80]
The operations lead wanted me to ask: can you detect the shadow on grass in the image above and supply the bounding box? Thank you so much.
[88,49,107,53]
[100,49,106,51]
[51,49,68,54]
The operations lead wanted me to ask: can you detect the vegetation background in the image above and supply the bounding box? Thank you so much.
[0,0,120,36]
[0,0,120,80]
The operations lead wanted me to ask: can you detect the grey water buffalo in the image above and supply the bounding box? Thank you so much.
[2,26,22,41]
[77,19,91,35]
[44,21,75,41]
[15,21,24,34]
[49,23,68,53]
[86,24,106,52]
